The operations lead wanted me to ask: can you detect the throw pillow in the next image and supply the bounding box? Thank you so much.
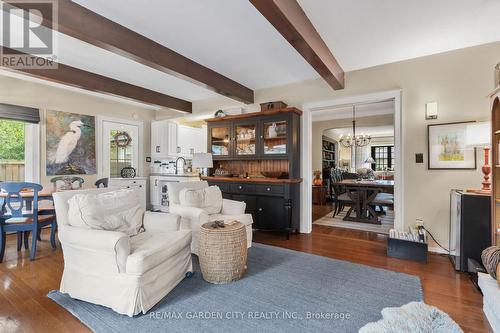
[179,186,222,214]
[68,189,144,236]
[481,246,500,280]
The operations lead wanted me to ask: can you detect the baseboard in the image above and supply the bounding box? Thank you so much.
[428,246,448,254]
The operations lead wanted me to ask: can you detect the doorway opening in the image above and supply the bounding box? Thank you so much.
[301,90,403,234]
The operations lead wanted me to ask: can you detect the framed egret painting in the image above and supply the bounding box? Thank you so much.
[427,121,476,170]
[46,110,96,175]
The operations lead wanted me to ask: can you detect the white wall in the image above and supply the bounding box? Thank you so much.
[193,41,500,246]
[0,75,158,188]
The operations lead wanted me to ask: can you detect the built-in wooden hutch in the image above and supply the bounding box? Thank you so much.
[203,107,302,237]
[491,85,500,246]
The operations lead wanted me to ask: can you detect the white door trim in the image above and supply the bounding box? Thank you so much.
[96,116,144,178]
[24,122,40,183]
[300,89,404,233]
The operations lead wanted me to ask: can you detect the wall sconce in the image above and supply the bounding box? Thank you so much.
[425,102,438,120]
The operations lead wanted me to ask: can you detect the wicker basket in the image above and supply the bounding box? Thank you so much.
[199,222,247,284]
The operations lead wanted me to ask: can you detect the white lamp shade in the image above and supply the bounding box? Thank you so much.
[192,153,213,168]
[466,121,491,147]
[365,157,376,164]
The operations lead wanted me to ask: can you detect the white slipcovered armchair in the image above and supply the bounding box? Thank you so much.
[167,181,253,255]
[53,188,192,317]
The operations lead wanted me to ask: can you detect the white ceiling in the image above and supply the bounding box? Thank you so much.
[72,0,319,90]
[2,0,500,107]
[298,0,500,71]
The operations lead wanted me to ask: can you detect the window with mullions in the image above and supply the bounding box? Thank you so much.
[371,145,395,171]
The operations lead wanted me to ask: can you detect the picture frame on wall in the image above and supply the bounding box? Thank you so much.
[428,121,477,170]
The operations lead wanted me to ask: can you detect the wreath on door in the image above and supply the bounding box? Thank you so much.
[113,131,132,147]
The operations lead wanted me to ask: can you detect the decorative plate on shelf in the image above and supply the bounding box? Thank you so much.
[120,166,136,178]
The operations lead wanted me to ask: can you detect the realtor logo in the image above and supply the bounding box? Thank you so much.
[1,0,58,68]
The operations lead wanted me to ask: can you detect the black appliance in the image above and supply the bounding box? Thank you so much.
[449,190,491,271]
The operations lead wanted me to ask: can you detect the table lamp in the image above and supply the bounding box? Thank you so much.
[466,121,491,193]
[364,156,376,170]
[192,153,213,177]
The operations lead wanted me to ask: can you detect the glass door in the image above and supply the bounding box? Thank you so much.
[102,121,139,178]
[210,125,231,157]
[262,119,288,156]
[235,122,257,157]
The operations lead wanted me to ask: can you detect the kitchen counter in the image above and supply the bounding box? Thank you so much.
[150,173,199,177]
[201,176,302,184]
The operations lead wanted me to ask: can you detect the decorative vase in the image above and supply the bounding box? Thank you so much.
[268,123,278,138]
[313,171,322,186]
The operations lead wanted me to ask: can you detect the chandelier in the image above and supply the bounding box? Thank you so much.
[338,105,372,148]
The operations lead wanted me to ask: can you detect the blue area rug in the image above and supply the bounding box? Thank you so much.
[48,243,422,333]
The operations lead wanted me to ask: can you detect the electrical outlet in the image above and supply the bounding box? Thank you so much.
[415,218,424,228]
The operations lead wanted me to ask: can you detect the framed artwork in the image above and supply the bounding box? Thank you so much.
[46,110,96,175]
[427,121,476,170]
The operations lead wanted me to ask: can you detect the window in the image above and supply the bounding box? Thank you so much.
[0,119,39,182]
[0,119,25,181]
[371,145,395,171]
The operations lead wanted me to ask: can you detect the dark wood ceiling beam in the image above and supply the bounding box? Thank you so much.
[1,47,192,112]
[250,0,344,90]
[12,0,254,104]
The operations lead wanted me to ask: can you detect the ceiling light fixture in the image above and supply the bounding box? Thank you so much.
[338,105,372,148]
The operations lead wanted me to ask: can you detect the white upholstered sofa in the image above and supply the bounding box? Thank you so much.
[478,272,500,332]
[167,181,253,255]
[53,188,193,317]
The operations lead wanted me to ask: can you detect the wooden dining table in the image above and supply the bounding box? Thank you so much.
[0,188,55,210]
[331,179,394,224]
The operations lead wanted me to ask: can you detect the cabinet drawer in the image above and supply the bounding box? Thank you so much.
[230,183,255,193]
[255,184,284,195]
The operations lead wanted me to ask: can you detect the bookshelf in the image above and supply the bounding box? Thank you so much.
[491,86,500,246]
[322,136,336,182]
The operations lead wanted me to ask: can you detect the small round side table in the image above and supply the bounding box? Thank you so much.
[198,222,247,284]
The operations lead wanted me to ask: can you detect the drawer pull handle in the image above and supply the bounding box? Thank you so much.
[238,186,242,189]
[258,208,263,212]
[267,187,271,191]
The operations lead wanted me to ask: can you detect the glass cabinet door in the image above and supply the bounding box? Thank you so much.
[210,126,231,156]
[235,123,257,156]
[263,120,287,155]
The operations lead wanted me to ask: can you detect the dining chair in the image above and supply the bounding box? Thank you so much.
[0,182,57,262]
[330,168,352,217]
[50,176,85,191]
[94,177,109,188]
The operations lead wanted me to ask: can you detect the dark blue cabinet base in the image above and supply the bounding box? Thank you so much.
[207,180,300,238]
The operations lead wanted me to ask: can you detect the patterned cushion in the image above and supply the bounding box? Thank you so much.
[481,246,500,279]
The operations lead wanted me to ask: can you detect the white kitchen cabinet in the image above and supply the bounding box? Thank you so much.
[177,125,207,158]
[149,174,200,212]
[151,120,178,159]
[109,177,147,211]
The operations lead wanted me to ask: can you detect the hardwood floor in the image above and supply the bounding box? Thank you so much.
[0,226,492,333]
